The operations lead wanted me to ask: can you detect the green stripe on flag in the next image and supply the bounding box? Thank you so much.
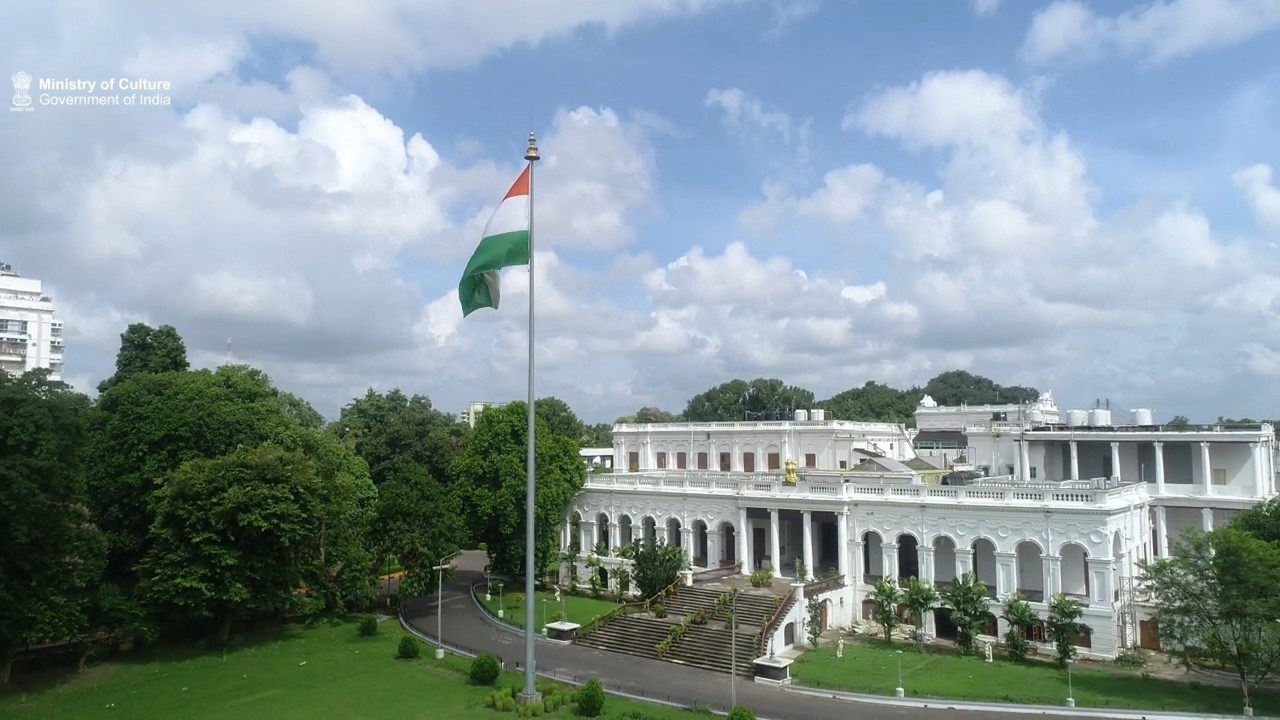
[458,229,530,316]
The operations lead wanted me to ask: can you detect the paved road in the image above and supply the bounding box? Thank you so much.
[401,551,1195,720]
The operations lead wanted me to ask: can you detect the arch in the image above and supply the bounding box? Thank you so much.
[896,533,920,580]
[595,512,610,552]
[1014,540,1044,601]
[971,538,997,590]
[932,535,957,585]
[862,530,884,580]
[1111,531,1125,605]
[570,511,583,552]
[618,515,634,546]
[692,519,709,567]
[666,517,683,548]
[1060,542,1090,599]
[717,521,737,566]
[642,516,658,547]
[783,621,796,647]
[820,599,832,631]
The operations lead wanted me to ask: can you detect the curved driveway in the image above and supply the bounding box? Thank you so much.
[401,551,1193,720]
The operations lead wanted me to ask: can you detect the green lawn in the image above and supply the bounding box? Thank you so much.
[792,641,1276,715]
[0,619,714,719]
[479,590,622,631]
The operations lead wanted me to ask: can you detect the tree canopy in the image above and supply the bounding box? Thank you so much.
[453,401,585,578]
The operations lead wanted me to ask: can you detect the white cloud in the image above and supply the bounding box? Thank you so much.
[1022,0,1280,67]
[705,87,813,163]
[732,68,1280,412]
[972,0,1002,16]
[1234,164,1280,232]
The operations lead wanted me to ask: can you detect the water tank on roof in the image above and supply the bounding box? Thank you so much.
[1027,408,1045,425]
[1066,410,1088,427]
[1131,408,1154,426]
[813,408,825,421]
[1089,408,1112,427]
[795,409,808,422]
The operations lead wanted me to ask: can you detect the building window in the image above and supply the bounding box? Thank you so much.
[1005,464,1015,476]
[656,452,667,469]
[839,460,848,469]
[767,453,781,470]
[1030,466,1037,479]
[743,453,755,472]
[719,452,731,471]
[1213,468,1227,485]
[676,451,687,469]
[628,452,639,472]
[697,452,709,470]
[804,453,817,468]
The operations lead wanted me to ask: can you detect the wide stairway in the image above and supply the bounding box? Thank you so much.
[576,585,784,676]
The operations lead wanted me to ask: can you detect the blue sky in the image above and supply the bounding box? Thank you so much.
[2,0,1280,423]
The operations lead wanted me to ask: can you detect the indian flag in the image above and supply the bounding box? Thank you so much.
[458,166,531,317]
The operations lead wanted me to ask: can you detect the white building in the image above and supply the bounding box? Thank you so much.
[580,447,613,471]
[462,400,498,428]
[0,263,63,381]
[563,401,1277,659]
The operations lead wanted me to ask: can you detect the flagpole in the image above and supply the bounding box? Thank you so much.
[520,131,542,705]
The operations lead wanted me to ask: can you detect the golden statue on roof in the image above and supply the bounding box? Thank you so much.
[784,458,799,485]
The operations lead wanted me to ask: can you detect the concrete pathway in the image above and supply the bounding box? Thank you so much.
[401,551,1246,720]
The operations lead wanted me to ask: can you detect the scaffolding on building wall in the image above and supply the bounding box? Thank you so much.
[1116,575,1139,650]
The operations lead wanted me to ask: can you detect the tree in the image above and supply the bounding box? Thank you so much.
[374,463,465,596]
[1166,415,1193,430]
[1001,594,1037,661]
[820,381,917,424]
[683,378,816,422]
[85,365,307,587]
[621,540,686,599]
[1045,594,1086,667]
[297,428,379,612]
[97,322,189,393]
[1230,497,1280,544]
[336,389,469,488]
[867,579,902,643]
[535,396,586,441]
[941,573,990,655]
[582,422,613,448]
[452,402,585,578]
[1141,527,1280,712]
[0,371,103,683]
[137,445,321,643]
[901,577,939,646]
[921,370,1037,407]
[616,406,680,424]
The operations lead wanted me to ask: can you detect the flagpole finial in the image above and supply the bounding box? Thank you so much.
[524,132,540,162]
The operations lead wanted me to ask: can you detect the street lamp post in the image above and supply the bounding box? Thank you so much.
[498,583,505,619]
[895,649,905,698]
[542,598,548,635]
[730,591,739,709]
[433,551,460,661]
[1065,659,1075,707]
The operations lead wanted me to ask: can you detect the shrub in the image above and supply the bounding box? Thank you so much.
[470,653,501,685]
[654,604,668,618]
[576,679,606,717]
[397,635,420,660]
[358,616,379,637]
[727,706,757,720]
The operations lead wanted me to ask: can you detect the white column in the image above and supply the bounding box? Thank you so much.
[769,509,781,574]
[956,547,974,577]
[581,520,596,553]
[1200,442,1213,495]
[1069,440,1080,480]
[1044,555,1062,596]
[562,516,571,551]
[1087,558,1112,605]
[1253,443,1266,497]
[1153,441,1166,494]
[731,440,741,472]
[919,545,937,635]
[738,507,750,574]
[607,522,618,554]
[681,527,693,564]
[836,511,850,581]
[1156,506,1169,557]
[995,551,1017,597]
[1201,507,1214,532]
[1110,442,1122,482]
[1020,440,1032,482]
[801,510,815,580]
[883,543,899,581]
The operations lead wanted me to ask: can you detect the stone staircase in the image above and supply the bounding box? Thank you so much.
[576,584,785,676]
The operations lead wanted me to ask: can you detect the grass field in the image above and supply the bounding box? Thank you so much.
[0,618,716,719]
[479,590,622,630]
[791,641,1274,715]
